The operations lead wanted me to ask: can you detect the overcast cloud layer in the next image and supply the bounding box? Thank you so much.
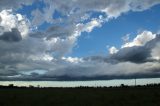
[0,0,160,80]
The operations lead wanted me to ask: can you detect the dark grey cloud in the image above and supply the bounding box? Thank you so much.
[30,25,75,39]
[0,28,22,42]
[110,35,160,63]
[46,25,75,39]
[110,46,150,63]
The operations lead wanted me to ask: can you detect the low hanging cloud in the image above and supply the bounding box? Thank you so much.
[0,0,160,80]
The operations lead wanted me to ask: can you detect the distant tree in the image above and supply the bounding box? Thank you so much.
[29,85,34,88]
[8,84,14,88]
[120,84,125,88]
[37,85,40,88]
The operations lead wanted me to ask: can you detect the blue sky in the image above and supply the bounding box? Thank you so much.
[0,0,160,81]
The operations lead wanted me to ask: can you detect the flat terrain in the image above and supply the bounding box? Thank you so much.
[0,86,160,106]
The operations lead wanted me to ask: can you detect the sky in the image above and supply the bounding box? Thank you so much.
[0,0,160,81]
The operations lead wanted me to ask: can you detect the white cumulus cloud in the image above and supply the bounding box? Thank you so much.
[122,31,156,48]
[0,9,30,39]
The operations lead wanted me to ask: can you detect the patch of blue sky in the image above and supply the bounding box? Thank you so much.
[16,0,46,20]
[71,4,160,57]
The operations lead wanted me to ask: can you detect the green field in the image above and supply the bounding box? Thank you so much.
[0,86,160,106]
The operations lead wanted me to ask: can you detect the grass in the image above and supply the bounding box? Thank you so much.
[0,86,160,106]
